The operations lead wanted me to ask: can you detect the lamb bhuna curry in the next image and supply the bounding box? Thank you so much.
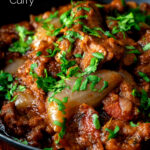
[0,0,150,149]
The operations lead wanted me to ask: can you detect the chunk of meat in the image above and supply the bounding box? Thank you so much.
[73,35,125,70]
[103,80,139,121]
[101,120,150,150]
[0,102,52,147]
[105,0,125,13]
[72,1,103,29]
[138,30,150,47]
[58,104,104,150]
[0,21,32,45]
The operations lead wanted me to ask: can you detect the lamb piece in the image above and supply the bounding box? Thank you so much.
[138,30,150,47]
[0,21,32,46]
[103,80,139,121]
[58,104,104,150]
[0,100,52,148]
[101,119,150,150]
[135,30,150,92]
[105,0,125,13]
[73,35,125,70]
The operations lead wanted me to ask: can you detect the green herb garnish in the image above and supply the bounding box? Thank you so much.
[36,51,42,56]
[35,11,58,23]
[105,126,120,140]
[77,7,91,12]
[99,81,108,92]
[9,25,34,54]
[138,71,150,82]
[92,114,101,129]
[14,138,28,145]
[74,54,82,58]
[72,77,83,92]
[130,121,139,127]
[143,43,150,51]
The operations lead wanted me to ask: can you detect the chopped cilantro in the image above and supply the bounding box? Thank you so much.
[92,114,101,129]
[36,51,42,56]
[109,12,139,36]
[80,78,88,91]
[36,75,57,92]
[46,48,60,58]
[54,118,66,144]
[84,57,99,75]
[72,77,83,92]
[62,97,68,103]
[43,148,53,150]
[10,95,18,102]
[130,121,139,127]
[82,53,104,76]
[105,126,120,140]
[126,45,141,54]
[127,50,141,54]
[131,88,140,97]
[99,81,108,92]
[126,45,135,49]
[108,7,150,36]
[9,25,34,54]
[74,54,82,58]
[92,52,104,59]
[77,7,91,12]
[140,89,150,111]
[35,11,58,23]
[88,75,101,91]
[58,51,76,77]
[0,71,16,101]
[53,120,64,127]
[67,66,79,77]
[95,4,104,8]
[138,71,150,82]
[30,63,38,78]
[8,59,13,63]
[18,85,26,92]
[143,43,150,51]
[14,138,28,145]
[81,24,101,38]
[64,30,83,43]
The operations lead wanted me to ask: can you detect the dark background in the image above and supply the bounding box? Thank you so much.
[0,0,147,26]
[0,0,148,26]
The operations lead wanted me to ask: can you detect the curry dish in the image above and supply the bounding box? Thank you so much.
[0,0,150,149]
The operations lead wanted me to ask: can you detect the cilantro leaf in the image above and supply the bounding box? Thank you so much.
[43,148,53,150]
[140,89,150,111]
[9,25,34,54]
[105,126,120,140]
[84,53,104,75]
[138,71,150,82]
[72,77,83,92]
[14,138,28,145]
[80,78,89,91]
[74,54,82,58]
[92,114,101,129]
[35,11,58,23]
[143,43,150,51]
[64,30,83,43]
[130,121,139,127]
[77,7,91,12]
[36,51,42,56]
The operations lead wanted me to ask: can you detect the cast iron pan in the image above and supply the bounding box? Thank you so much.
[0,0,149,149]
